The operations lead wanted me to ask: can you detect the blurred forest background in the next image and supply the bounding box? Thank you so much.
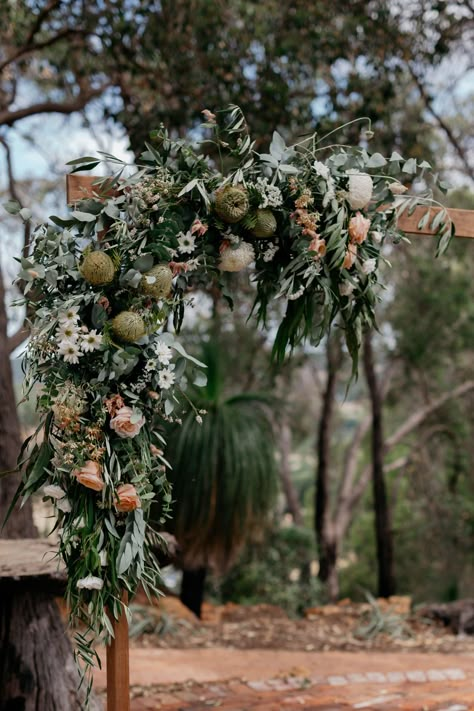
[1,0,473,617]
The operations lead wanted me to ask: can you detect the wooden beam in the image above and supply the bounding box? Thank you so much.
[66,174,474,239]
[106,592,130,711]
[397,206,474,240]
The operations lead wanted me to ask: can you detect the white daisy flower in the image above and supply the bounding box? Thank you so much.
[81,330,103,353]
[158,369,176,390]
[145,358,157,372]
[58,340,83,364]
[361,258,377,275]
[58,306,80,324]
[77,575,104,591]
[177,230,196,254]
[56,324,80,342]
[154,342,173,365]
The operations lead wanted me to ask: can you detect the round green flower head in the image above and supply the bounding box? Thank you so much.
[140,264,173,299]
[111,311,146,343]
[80,251,115,286]
[250,209,277,238]
[215,185,249,223]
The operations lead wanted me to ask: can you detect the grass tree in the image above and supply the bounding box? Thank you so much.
[163,342,279,616]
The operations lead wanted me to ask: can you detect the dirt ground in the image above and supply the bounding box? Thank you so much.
[94,597,474,710]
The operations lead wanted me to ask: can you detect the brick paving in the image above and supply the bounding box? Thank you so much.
[95,647,474,710]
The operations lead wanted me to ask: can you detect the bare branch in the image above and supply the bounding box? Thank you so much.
[0,85,109,127]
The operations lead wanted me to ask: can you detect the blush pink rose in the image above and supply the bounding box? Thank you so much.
[73,460,104,492]
[342,242,358,270]
[348,212,371,244]
[110,406,145,439]
[115,483,141,512]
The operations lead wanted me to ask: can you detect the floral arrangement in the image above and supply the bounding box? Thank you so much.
[7,105,451,693]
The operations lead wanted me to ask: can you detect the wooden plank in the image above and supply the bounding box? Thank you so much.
[66,175,118,204]
[66,175,474,239]
[107,591,130,711]
[0,539,65,581]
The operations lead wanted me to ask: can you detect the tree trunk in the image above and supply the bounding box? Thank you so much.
[0,266,101,710]
[0,266,35,537]
[180,567,207,618]
[315,334,340,601]
[279,421,303,526]
[363,331,396,598]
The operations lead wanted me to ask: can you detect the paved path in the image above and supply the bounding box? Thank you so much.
[95,648,474,709]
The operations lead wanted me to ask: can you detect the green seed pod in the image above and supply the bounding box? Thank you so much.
[250,209,277,238]
[111,311,146,343]
[140,265,173,299]
[215,185,249,223]
[80,251,116,286]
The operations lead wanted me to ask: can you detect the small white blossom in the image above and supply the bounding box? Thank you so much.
[99,550,108,566]
[56,498,72,513]
[254,177,283,208]
[44,484,67,500]
[154,342,173,365]
[339,281,356,296]
[371,231,383,243]
[77,575,104,591]
[262,243,279,262]
[158,369,176,390]
[177,230,196,254]
[81,330,103,353]
[195,415,203,425]
[313,161,331,180]
[388,181,408,195]
[288,286,305,301]
[58,340,83,364]
[361,258,377,275]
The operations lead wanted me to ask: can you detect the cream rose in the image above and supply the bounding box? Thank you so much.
[347,172,373,210]
[115,483,141,512]
[348,212,371,244]
[110,406,145,439]
[73,460,104,492]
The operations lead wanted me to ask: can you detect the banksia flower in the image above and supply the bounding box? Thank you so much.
[346,173,373,210]
[80,251,116,286]
[219,242,255,272]
[140,264,173,299]
[250,209,277,238]
[215,185,249,223]
[111,311,146,343]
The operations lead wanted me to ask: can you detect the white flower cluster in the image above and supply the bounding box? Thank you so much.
[262,242,279,262]
[313,161,336,208]
[56,307,103,364]
[253,177,283,208]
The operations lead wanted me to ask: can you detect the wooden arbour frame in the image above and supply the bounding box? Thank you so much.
[65,173,474,711]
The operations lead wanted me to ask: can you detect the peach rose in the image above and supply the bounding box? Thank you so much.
[73,460,104,492]
[348,212,371,244]
[110,406,145,439]
[342,242,358,269]
[115,483,141,512]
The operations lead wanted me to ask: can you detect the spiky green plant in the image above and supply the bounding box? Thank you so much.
[164,342,278,573]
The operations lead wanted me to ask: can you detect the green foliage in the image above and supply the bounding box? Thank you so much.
[208,526,321,617]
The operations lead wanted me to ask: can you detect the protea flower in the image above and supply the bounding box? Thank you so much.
[219,242,255,272]
[250,209,277,238]
[347,172,373,210]
[80,251,116,286]
[140,264,173,298]
[214,185,249,223]
[111,311,146,343]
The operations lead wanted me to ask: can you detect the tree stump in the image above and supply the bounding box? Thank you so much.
[0,539,102,711]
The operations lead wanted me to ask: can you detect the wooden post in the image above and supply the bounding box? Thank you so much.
[106,592,130,711]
